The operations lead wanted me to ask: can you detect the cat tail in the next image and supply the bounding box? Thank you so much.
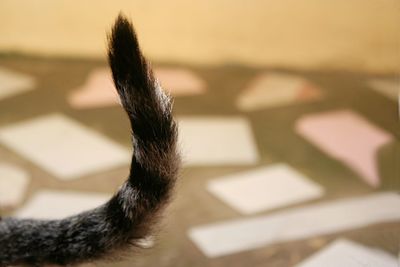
[0,14,180,266]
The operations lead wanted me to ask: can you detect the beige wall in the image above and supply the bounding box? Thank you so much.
[0,0,399,73]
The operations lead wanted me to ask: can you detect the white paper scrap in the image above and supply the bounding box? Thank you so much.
[188,192,400,257]
[178,117,259,166]
[207,164,324,214]
[295,239,398,267]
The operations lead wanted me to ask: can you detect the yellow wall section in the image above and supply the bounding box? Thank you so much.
[0,0,399,73]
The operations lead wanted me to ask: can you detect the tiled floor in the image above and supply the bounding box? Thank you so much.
[0,55,399,267]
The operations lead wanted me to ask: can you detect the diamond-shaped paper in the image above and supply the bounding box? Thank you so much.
[0,114,130,180]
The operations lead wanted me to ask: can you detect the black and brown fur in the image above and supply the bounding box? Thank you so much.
[0,14,180,266]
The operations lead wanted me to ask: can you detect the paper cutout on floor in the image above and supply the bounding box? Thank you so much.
[0,113,130,180]
[368,79,399,101]
[236,73,321,111]
[295,239,398,267]
[154,67,206,96]
[188,192,400,257]
[68,67,206,109]
[0,163,30,208]
[207,164,324,214]
[68,68,119,109]
[178,117,259,166]
[296,110,393,187]
[15,190,110,219]
[0,66,35,100]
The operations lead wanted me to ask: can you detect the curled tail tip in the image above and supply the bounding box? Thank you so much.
[108,13,138,50]
[107,13,143,74]
[107,14,154,111]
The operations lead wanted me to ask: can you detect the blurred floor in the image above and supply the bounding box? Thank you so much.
[0,55,399,266]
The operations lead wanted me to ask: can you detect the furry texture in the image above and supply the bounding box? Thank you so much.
[0,14,180,266]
